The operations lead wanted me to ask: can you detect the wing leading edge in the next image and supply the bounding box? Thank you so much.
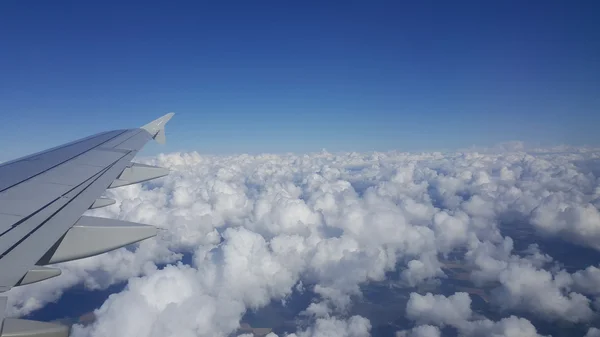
[0,113,175,337]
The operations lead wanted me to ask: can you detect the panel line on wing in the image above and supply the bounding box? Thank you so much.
[0,151,138,289]
[0,151,129,250]
[0,165,114,258]
[95,147,131,154]
[0,214,23,237]
[0,130,129,194]
[0,197,62,239]
[109,130,143,149]
[0,131,114,168]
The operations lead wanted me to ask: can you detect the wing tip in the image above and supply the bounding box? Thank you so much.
[141,112,175,143]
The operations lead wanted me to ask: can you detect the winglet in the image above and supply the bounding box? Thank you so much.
[141,112,174,144]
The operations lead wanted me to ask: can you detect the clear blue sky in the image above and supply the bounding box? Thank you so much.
[0,1,598,160]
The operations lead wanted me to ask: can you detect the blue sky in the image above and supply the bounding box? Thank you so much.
[0,1,598,160]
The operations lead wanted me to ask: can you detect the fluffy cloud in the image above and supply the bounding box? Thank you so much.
[396,325,441,337]
[460,315,546,337]
[401,292,547,337]
[4,148,600,336]
[586,327,600,337]
[7,239,179,316]
[573,266,600,296]
[405,292,472,327]
[287,316,371,337]
[464,237,595,323]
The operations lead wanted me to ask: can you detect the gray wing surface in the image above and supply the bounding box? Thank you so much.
[0,113,174,337]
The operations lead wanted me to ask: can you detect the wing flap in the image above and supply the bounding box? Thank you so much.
[0,318,69,337]
[16,267,61,286]
[89,198,115,209]
[109,163,169,188]
[38,216,157,265]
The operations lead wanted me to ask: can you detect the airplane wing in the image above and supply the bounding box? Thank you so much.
[0,113,174,337]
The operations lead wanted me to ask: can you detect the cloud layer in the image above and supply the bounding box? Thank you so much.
[5,147,600,336]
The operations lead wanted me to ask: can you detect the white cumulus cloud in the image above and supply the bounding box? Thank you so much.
[2,147,599,336]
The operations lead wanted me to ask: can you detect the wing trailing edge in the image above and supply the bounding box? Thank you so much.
[109,163,169,188]
[37,216,158,265]
[15,267,61,286]
[0,318,69,337]
[89,197,116,209]
[1,274,69,337]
